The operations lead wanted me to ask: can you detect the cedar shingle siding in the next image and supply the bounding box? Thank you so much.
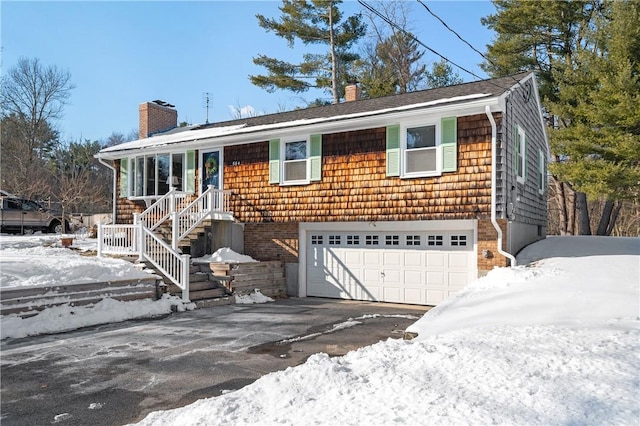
[225,113,494,224]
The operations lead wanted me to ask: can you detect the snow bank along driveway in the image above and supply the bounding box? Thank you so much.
[134,236,640,426]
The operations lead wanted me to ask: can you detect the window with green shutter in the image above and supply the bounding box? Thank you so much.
[393,116,457,178]
[386,125,400,176]
[271,135,323,185]
[310,134,322,181]
[441,117,457,172]
[269,139,281,184]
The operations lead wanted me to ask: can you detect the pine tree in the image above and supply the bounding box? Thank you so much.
[481,0,640,235]
[355,1,428,98]
[549,0,640,235]
[425,60,463,89]
[250,0,366,104]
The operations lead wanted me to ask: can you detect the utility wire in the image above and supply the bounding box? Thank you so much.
[357,0,481,81]
[416,0,527,89]
[416,0,492,64]
[357,0,511,91]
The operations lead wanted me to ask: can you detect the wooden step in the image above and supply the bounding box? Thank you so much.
[188,287,228,301]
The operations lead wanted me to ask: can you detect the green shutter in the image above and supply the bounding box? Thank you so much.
[119,158,129,197]
[269,139,280,184]
[186,150,196,193]
[522,135,527,180]
[310,134,322,181]
[386,125,400,177]
[441,117,457,172]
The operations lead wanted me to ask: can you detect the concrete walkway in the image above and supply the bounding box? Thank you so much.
[0,297,429,426]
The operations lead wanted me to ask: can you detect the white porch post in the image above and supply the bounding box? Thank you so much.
[171,212,179,250]
[134,213,144,262]
[97,224,103,257]
[181,253,191,302]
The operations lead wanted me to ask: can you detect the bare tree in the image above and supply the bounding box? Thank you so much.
[0,57,75,197]
[359,0,427,95]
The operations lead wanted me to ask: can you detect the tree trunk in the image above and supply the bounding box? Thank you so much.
[554,177,569,235]
[596,200,623,236]
[605,202,623,236]
[328,1,339,104]
[576,192,591,235]
[568,188,577,235]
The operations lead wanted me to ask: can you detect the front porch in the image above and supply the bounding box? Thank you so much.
[97,186,241,304]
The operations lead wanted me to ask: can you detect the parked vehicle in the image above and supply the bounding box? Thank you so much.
[0,194,73,234]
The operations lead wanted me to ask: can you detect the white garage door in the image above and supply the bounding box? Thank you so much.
[306,230,475,305]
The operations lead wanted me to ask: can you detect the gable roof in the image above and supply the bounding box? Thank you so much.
[199,73,530,130]
[98,73,532,157]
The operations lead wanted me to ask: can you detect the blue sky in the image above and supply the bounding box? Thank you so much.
[1,0,496,143]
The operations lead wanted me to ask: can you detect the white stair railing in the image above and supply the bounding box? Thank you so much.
[138,188,187,231]
[171,185,231,249]
[139,227,190,302]
[97,224,138,256]
[97,186,233,303]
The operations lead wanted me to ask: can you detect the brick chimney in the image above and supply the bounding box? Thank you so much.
[345,83,361,102]
[139,100,177,139]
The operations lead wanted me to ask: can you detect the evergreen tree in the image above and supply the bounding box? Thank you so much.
[356,0,427,98]
[481,0,640,235]
[549,0,640,235]
[425,60,463,89]
[250,0,366,104]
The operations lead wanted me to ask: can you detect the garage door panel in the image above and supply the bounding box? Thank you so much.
[426,252,446,268]
[306,228,475,306]
[382,269,402,283]
[344,250,362,264]
[448,252,471,268]
[404,269,423,285]
[383,286,402,303]
[404,288,423,304]
[404,252,423,267]
[426,270,445,286]
[383,251,402,265]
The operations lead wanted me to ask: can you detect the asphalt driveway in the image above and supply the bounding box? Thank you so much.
[0,297,429,426]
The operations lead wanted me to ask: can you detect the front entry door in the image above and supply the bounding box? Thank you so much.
[201,150,222,192]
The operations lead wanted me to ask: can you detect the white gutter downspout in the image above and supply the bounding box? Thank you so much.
[98,158,117,224]
[485,105,517,267]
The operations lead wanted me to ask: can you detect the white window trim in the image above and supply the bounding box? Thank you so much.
[128,151,189,200]
[280,136,310,186]
[538,148,545,194]
[516,125,526,184]
[401,118,442,178]
[199,149,223,194]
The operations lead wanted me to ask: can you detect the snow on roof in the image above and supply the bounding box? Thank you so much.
[97,93,493,157]
[99,124,247,154]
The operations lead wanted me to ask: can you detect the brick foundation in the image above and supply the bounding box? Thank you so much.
[477,219,510,272]
[244,222,299,264]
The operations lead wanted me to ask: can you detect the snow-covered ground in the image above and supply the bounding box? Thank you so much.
[1,234,638,425]
[0,233,269,339]
[130,236,639,426]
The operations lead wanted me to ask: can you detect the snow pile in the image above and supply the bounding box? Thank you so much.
[132,236,640,426]
[1,295,191,340]
[0,234,194,340]
[192,247,257,264]
[0,245,152,288]
[234,288,274,304]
